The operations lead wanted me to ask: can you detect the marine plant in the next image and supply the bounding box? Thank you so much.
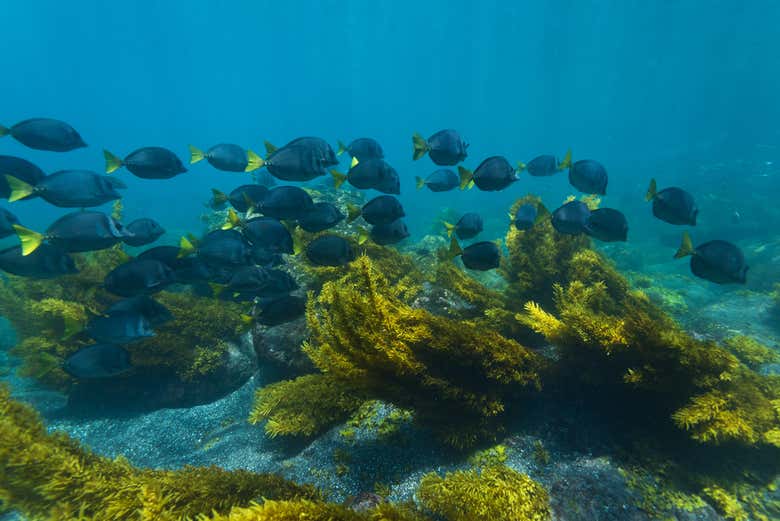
[417,465,551,521]
[252,255,545,448]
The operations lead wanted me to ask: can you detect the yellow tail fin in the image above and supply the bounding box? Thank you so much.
[0,124,8,137]
[448,236,463,259]
[443,221,456,238]
[189,144,205,164]
[245,149,264,172]
[208,282,225,297]
[645,178,657,202]
[240,313,254,326]
[264,141,277,156]
[346,203,362,223]
[177,236,196,258]
[558,149,572,170]
[222,208,242,230]
[674,231,695,259]
[412,132,428,161]
[517,161,527,172]
[458,166,473,190]
[350,156,359,168]
[211,188,227,204]
[290,226,304,255]
[336,140,347,156]
[415,176,425,190]
[5,175,35,202]
[103,150,123,174]
[62,315,83,340]
[330,169,347,189]
[356,227,370,245]
[13,224,44,256]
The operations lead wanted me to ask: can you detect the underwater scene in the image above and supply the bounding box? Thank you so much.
[1,1,780,520]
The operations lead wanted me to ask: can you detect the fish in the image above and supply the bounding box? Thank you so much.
[104,147,187,179]
[347,195,405,226]
[584,208,628,242]
[207,188,229,210]
[412,129,468,165]
[337,138,384,161]
[568,160,608,195]
[330,157,400,194]
[254,295,306,326]
[305,234,355,266]
[449,237,500,271]
[225,266,298,296]
[0,155,46,199]
[444,213,483,240]
[513,203,541,231]
[645,179,697,226]
[229,215,295,254]
[253,144,328,182]
[257,186,314,220]
[0,118,86,152]
[266,137,339,167]
[369,219,410,245]
[5,170,125,207]
[458,157,520,191]
[551,200,591,235]
[123,218,165,247]
[13,211,131,255]
[179,229,253,267]
[518,150,572,177]
[674,232,747,284]
[105,295,172,327]
[229,184,269,212]
[0,207,20,238]
[85,310,155,344]
[0,244,77,278]
[189,143,261,172]
[137,245,211,282]
[103,259,175,297]
[62,344,132,379]
[415,169,459,192]
[297,202,345,233]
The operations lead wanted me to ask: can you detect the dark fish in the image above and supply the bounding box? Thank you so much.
[255,170,277,187]
[0,207,20,238]
[104,147,187,179]
[137,245,211,282]
[674,232,747,284]
[62,344,132,379]
[240,216,294,254]
[370,219,410,245]
[337,138,384,161]
[449,238,500,271]
[331,158,400,194]
[270,137,339,167]
[189,143,261,172]
[458,157,519,191]
[180,229,253,267]
[103,259,175,297]
[257,144,328,181]
[123,218,165,247]
[297,202,345,233]
[645,179,697,226]
[6,170,124,207]
[412,129,468,165]
[13,211,131,255]
[0,244,77,278]
[106,295,172,327]
[305,234,355,266]
[520,150,572,177]
[569,160,607,195]
[513,203,538,230]
[225,266,298,296]
[255,295,306,326]
[85,310,155,344]
[207,188,228,210]
[415,169,459,192]
[0,155,46,199]
[258,186,314,220]
[584,208,628,242]
[0,118,86,152]
[551,200,591,235]
[445,213,483,240]
[248,246,285,268]
[347,195,405,226]
[229,184,269,212]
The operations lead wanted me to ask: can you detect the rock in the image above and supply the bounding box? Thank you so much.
[252,317,314,372]
[345,492,387,512]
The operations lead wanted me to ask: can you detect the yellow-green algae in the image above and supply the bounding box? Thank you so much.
[0,247,249,390]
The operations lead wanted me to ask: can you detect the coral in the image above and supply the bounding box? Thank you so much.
[0,384,321,521]
[722,335,780,370]
[249,374,366,438]
[417,465,551,521]
[254,255,544,448]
